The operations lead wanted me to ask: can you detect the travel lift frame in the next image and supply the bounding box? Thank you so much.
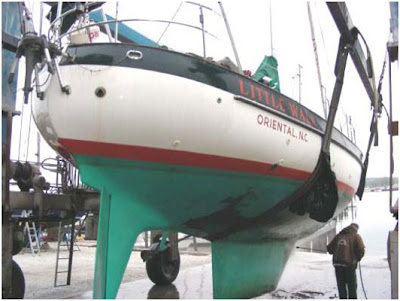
[329,3,398,299]
[386,3,398,299]
[2,1,394,299]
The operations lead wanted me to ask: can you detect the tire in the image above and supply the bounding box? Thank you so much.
[8,260,25,299]
[146,246,180,285]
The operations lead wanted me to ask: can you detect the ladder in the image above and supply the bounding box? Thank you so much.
[64,224,81,252]
[24,222,40,255]
[54,220,79,287]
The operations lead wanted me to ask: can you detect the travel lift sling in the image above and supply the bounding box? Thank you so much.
[327,3,381,201]
[2,1,384,299]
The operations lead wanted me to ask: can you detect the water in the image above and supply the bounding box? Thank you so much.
[340,191,398,257]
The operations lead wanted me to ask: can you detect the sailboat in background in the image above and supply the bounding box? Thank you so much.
[11,1,378,298]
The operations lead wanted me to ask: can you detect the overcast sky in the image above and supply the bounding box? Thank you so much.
[13,1,398,179]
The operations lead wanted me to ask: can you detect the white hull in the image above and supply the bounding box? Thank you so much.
[33,65,361,195]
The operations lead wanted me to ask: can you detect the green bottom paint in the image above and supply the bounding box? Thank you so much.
[74,154,306,298]
[212,239,293,298]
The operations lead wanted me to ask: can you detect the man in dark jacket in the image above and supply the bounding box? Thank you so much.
[327,223,365,299]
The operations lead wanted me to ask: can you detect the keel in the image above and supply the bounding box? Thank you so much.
[92,187,166,298]
[211,239,294,298]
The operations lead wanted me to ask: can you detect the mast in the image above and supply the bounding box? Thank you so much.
[218,1,242,72]
[296,64,302,103]
[307,2,328,119]
[199,6,206,58]
[269,2,273,56]
[114,1,119,42]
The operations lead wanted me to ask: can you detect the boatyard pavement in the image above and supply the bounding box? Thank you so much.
[14,241,392,299]
[13,241,211,299]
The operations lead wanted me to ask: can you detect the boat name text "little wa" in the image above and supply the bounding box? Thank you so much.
[238,79,317,128]
[257,114,308,142]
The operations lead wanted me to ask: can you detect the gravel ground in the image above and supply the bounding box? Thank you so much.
[13,240,211,299]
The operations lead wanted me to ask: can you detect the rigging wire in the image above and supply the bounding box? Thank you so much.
[34,71,52,88]
[157,1,184,44]
[314,2,334,73]
[381,102,390,120]
[307,2,327,119]
[16,68,51,162]
[314,2,348,135]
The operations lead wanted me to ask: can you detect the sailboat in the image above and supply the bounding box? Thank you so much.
[15,1,372,298]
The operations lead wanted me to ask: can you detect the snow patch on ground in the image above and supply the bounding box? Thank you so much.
[260,251,391,299]
[14,242,392,299]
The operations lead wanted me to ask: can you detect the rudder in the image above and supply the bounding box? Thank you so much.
[211,239,293,298]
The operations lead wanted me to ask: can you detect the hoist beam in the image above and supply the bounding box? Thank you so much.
[327,2,375,103]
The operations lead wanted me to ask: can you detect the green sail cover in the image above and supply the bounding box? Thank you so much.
[252,55,280,91]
